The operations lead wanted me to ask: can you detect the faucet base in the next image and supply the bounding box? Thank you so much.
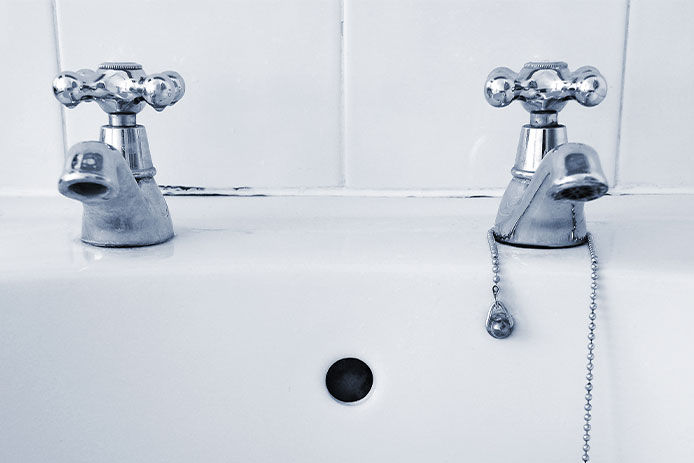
[79,177,174,247]
[81,235,174,248]
[493,233,587,249]
[494,185,588,248]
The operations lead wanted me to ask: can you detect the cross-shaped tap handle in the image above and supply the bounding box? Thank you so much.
[53,62,185,115]
[485,62,606,116]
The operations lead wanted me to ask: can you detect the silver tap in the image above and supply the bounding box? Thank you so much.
[53,62,185,247]
[484,62,609,248]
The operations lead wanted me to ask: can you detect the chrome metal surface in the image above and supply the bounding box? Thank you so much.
[484,61,607,122]
[101,125,155,179]
[109,113,137,127]
[58,142,173,247]
[513,124,568,179]
[484,62,608,248]
[495,143,607,247]
[53,62,184,247]
[53,62,185,117]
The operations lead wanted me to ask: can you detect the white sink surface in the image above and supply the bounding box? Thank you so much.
[1,194,692,462]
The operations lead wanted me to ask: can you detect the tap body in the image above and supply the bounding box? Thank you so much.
[53,62,184,247]
[485,62,609,248]
[494,125,607,247]
[59,136,174,247]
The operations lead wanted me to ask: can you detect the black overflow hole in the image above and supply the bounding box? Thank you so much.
[326,357,373,404]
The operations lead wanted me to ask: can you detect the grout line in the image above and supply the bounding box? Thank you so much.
[613,0,631,188]
[609,185,694,196]
[50,0,68,156]
[338,0,348,187]
[158,186,506,198]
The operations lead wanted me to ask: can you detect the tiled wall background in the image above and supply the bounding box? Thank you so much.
[0,0,691,196]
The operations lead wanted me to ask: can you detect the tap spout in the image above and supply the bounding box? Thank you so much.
[494,142,608,248]
[58,141,174,247]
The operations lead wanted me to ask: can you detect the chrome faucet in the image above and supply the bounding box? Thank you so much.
[484,62,609,248]
[53,62,185,247]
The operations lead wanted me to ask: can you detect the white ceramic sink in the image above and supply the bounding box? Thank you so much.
[1,194,692,462]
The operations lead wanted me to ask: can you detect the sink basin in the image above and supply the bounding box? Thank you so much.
[1,194,692,462]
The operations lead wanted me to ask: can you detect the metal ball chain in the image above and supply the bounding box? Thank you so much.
[488,229,500,287]
[582,232,599,462]
[485,230,601,461]
[486,230,514,339]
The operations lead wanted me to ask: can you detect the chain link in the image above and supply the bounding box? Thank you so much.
[487,229,500,291]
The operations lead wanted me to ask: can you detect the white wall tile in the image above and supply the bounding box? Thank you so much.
[344,0,628,190]
[0,0,63,195]
[618,0,694,189]
[55,0,342,189]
